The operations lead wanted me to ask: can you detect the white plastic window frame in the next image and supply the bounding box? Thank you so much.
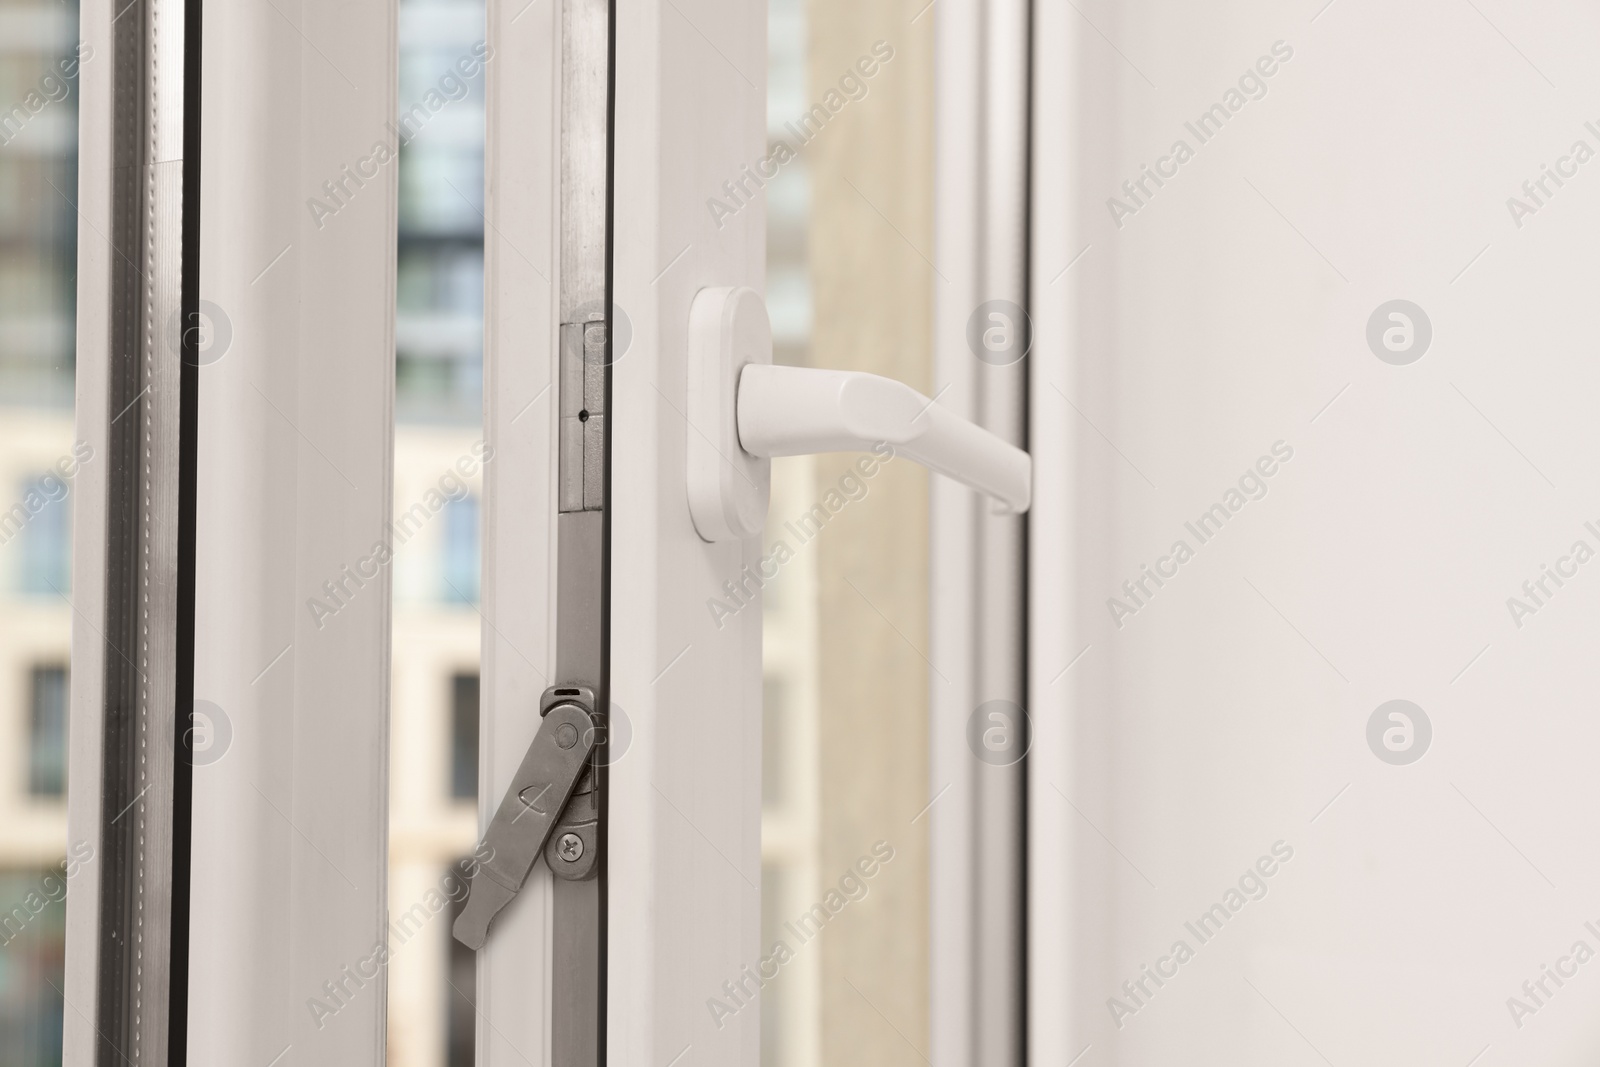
[65,1,400,1064]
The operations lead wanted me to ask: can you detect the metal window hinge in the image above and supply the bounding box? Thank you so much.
[453,685,604,950]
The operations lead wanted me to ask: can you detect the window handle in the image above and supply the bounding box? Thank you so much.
[738,364,1031,512]
[687,286,1033,542]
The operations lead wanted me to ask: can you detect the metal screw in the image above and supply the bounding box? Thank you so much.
[555,723,579,749]
[557,833,584,862]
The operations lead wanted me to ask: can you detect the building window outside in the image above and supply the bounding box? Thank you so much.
[27,665,66,798]
[13,476,70,595]
[445,877,477,1067]
[440,493,479,604]
[0,867,68,1066]
[449,672,478,802]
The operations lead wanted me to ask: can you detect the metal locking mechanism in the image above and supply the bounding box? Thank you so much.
[453,686,605,949]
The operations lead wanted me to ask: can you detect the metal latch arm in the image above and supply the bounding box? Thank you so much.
[452,695,597,949]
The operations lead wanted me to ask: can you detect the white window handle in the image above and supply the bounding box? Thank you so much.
[687,286,1032,542]
[738,365,1032,512]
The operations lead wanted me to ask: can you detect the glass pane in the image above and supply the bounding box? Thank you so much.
[761,3,933,1063]
[390,1,487,1065]
[0,0,79,1062]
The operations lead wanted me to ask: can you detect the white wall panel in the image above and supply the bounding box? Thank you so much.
[1032,3,1600,1064]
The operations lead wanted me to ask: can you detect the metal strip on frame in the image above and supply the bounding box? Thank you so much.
[551,0,613,1060]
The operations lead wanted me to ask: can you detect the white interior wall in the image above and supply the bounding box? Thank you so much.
[1033,2,1600,1064]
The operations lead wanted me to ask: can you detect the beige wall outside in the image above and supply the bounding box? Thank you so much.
[806,2,934,1063]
